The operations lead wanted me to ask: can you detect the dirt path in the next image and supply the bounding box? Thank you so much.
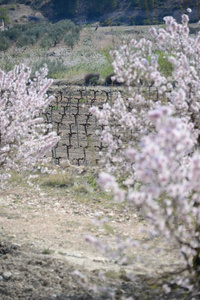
[0,175,185,299]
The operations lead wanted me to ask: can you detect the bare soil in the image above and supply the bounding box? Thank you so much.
[0,168,191,300]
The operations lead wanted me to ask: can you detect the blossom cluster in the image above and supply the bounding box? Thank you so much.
[0,65,59,182]
[90,12,200,292]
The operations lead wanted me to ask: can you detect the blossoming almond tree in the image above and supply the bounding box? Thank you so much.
[0,64,59,183]
[90,12,200,294]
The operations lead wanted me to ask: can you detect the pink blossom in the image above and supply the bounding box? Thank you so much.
[89,11,200,293]
[182,14,189,25]
[98,172,118,191]
[0,65,59,182]
[187,8,192,13]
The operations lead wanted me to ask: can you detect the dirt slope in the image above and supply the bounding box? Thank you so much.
[0,170,188,299]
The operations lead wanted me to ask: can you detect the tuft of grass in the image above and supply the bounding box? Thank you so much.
[84,174,99,190]
[99,46,114,78]
[42,248,54,255]
[41,169,75,188]
[6,169,32,188]
[6,167,126,210]
[73,183,90,194]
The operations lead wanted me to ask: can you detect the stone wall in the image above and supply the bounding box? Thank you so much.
[45,85,125,166]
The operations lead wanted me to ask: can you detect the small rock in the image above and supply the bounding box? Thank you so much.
[3,271,12,280]
[11,243,20,249]
[73,254,82,258]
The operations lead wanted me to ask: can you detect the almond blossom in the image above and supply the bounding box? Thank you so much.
[90,13,200,293]
[0,65,59,182]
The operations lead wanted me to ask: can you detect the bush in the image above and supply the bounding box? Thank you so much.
[64,33,78,49]
[40,36,54,49]
[0,35,10,51]
[54,19,76,33]
[16,34,37,47]
[32,59,67,79]
[5,25,23,41]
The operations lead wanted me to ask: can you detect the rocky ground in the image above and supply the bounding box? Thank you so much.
[0,168,194,300]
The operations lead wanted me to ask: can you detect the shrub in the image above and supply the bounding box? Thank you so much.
[32,59,67,79]
[40,36,54,49]
[5,25,23,41]
[16,34,37,47]
[0,35,10,51]
[64,33,77,49]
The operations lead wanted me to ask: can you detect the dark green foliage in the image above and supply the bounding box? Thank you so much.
[39,36,54,49]
[39,20,81,49]
[5,22,47,43]
[86,0,118,18]
[64,34,76,49]
[64,31,80,49]
[16,33,36,47]
[84,73,100,85]
[0,0,198,26]
[50,0,199,21]
[105,73,121,86]
[52,0,78,18]
[0,19,81,50]
[0,34,10,50]
[131,0,152,10]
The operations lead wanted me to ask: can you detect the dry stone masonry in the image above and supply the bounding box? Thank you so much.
[45,85,125,166]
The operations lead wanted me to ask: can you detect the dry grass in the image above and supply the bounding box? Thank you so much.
[5,166,129,211]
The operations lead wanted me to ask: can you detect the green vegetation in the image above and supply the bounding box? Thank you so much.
[156,50,175,77]
[0,19,81,51]
[0,35,10,50]
[32,58,67,79]
[0,6,11,24]
[52,0,79,18]
[7,167,115,207]
[42,169,75,188]
[40,168,116,207]
[148,50,175,77]
[100,47,114,77]
[42,248,54,255]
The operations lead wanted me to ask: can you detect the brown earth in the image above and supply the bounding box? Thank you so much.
[0,168,191,300]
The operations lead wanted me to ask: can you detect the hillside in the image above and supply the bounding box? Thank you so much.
[0,0,199,25]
